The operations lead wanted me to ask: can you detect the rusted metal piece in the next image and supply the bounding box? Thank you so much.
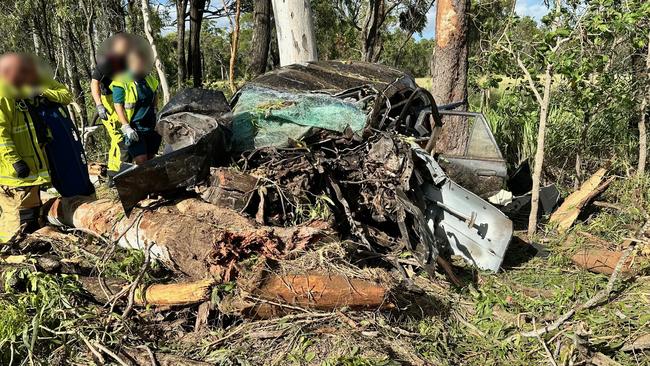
[47,197,326,279]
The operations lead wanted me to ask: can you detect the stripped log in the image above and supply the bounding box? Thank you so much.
[221,271,393,318]
[135,279,215,306]
[47,197,325,279]
[78,277,214,307]
[571,249,634,275]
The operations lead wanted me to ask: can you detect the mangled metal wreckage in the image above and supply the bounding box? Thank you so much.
[51,61,513,278]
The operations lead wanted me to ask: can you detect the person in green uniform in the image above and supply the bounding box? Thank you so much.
[111,49,161,165]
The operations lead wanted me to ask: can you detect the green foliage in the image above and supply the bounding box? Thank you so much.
[0,269,83,364]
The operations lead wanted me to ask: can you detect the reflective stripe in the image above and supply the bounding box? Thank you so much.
[0,142,15,147]
[123,103,136,109]
[0,171,49,180]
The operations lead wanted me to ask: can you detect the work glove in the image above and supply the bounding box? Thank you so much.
[96,104,109,121]
[13,160,30,179]
[121,124,139,143]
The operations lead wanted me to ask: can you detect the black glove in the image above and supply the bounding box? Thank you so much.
[13,160,30,179]
[97,104,109,121]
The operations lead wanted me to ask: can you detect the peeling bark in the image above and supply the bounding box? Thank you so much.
[47,198,325,280]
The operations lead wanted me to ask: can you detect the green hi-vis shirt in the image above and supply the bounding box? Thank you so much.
[112,77,156,132]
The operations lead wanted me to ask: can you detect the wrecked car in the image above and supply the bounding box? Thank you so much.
[108,60,513,274]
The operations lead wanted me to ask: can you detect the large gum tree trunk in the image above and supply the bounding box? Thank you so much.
[271,0,318,66]
[430,0,470,155]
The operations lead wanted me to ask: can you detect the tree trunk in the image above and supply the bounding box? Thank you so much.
[140,0,171,104]
[188,0,206,87]
[527,63,554,235]
[431,0,470,155]
[176,0,188,87]
[104,0,126,34]
[362,0,384,62]
[127,0,143,33]
[228,0,242,93]
[61,23,90,128]
[527,0,562,236]
[638,33,650,176]
[250,0,272,76]
[271,0,318,66]
[81,0,97,70]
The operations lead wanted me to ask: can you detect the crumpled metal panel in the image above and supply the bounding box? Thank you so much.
[157,112,225,151]
[114,127,228,214]
[412,147,513,272]
[245,60,416,95]
[159,88,230,120]
[114,89,233,214]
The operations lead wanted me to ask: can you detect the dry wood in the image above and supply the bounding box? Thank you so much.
[550,169,611,233]
[227,272,392,318]
[571,249,634,275]
[621,334,650,352]
[78,277,215,307]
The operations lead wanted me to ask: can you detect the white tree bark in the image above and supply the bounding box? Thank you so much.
[141,0,171,104]
[271,0,318,66]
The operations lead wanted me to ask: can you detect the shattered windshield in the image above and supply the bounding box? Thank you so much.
[231,85,368,151]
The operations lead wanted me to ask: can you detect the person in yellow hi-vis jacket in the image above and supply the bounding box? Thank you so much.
[0,53,72,243]
[111,48,160,166]
[90,34,132,185]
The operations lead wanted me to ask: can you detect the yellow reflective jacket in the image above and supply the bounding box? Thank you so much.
[0,79,72,187]
[109,73,159,123]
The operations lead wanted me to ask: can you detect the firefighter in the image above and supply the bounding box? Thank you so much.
[90,34,131,185]
[0,53,72,243]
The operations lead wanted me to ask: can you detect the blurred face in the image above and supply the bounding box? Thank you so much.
[0,53,35,88]
[111,36,130,57]
[127,52,147,76]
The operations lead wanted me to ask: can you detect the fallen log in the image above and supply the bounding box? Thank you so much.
[221,271,393,318]
[77,277,214,307]
[550,169,612,233]
[47,197,325,280]
[571,249,634,275]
